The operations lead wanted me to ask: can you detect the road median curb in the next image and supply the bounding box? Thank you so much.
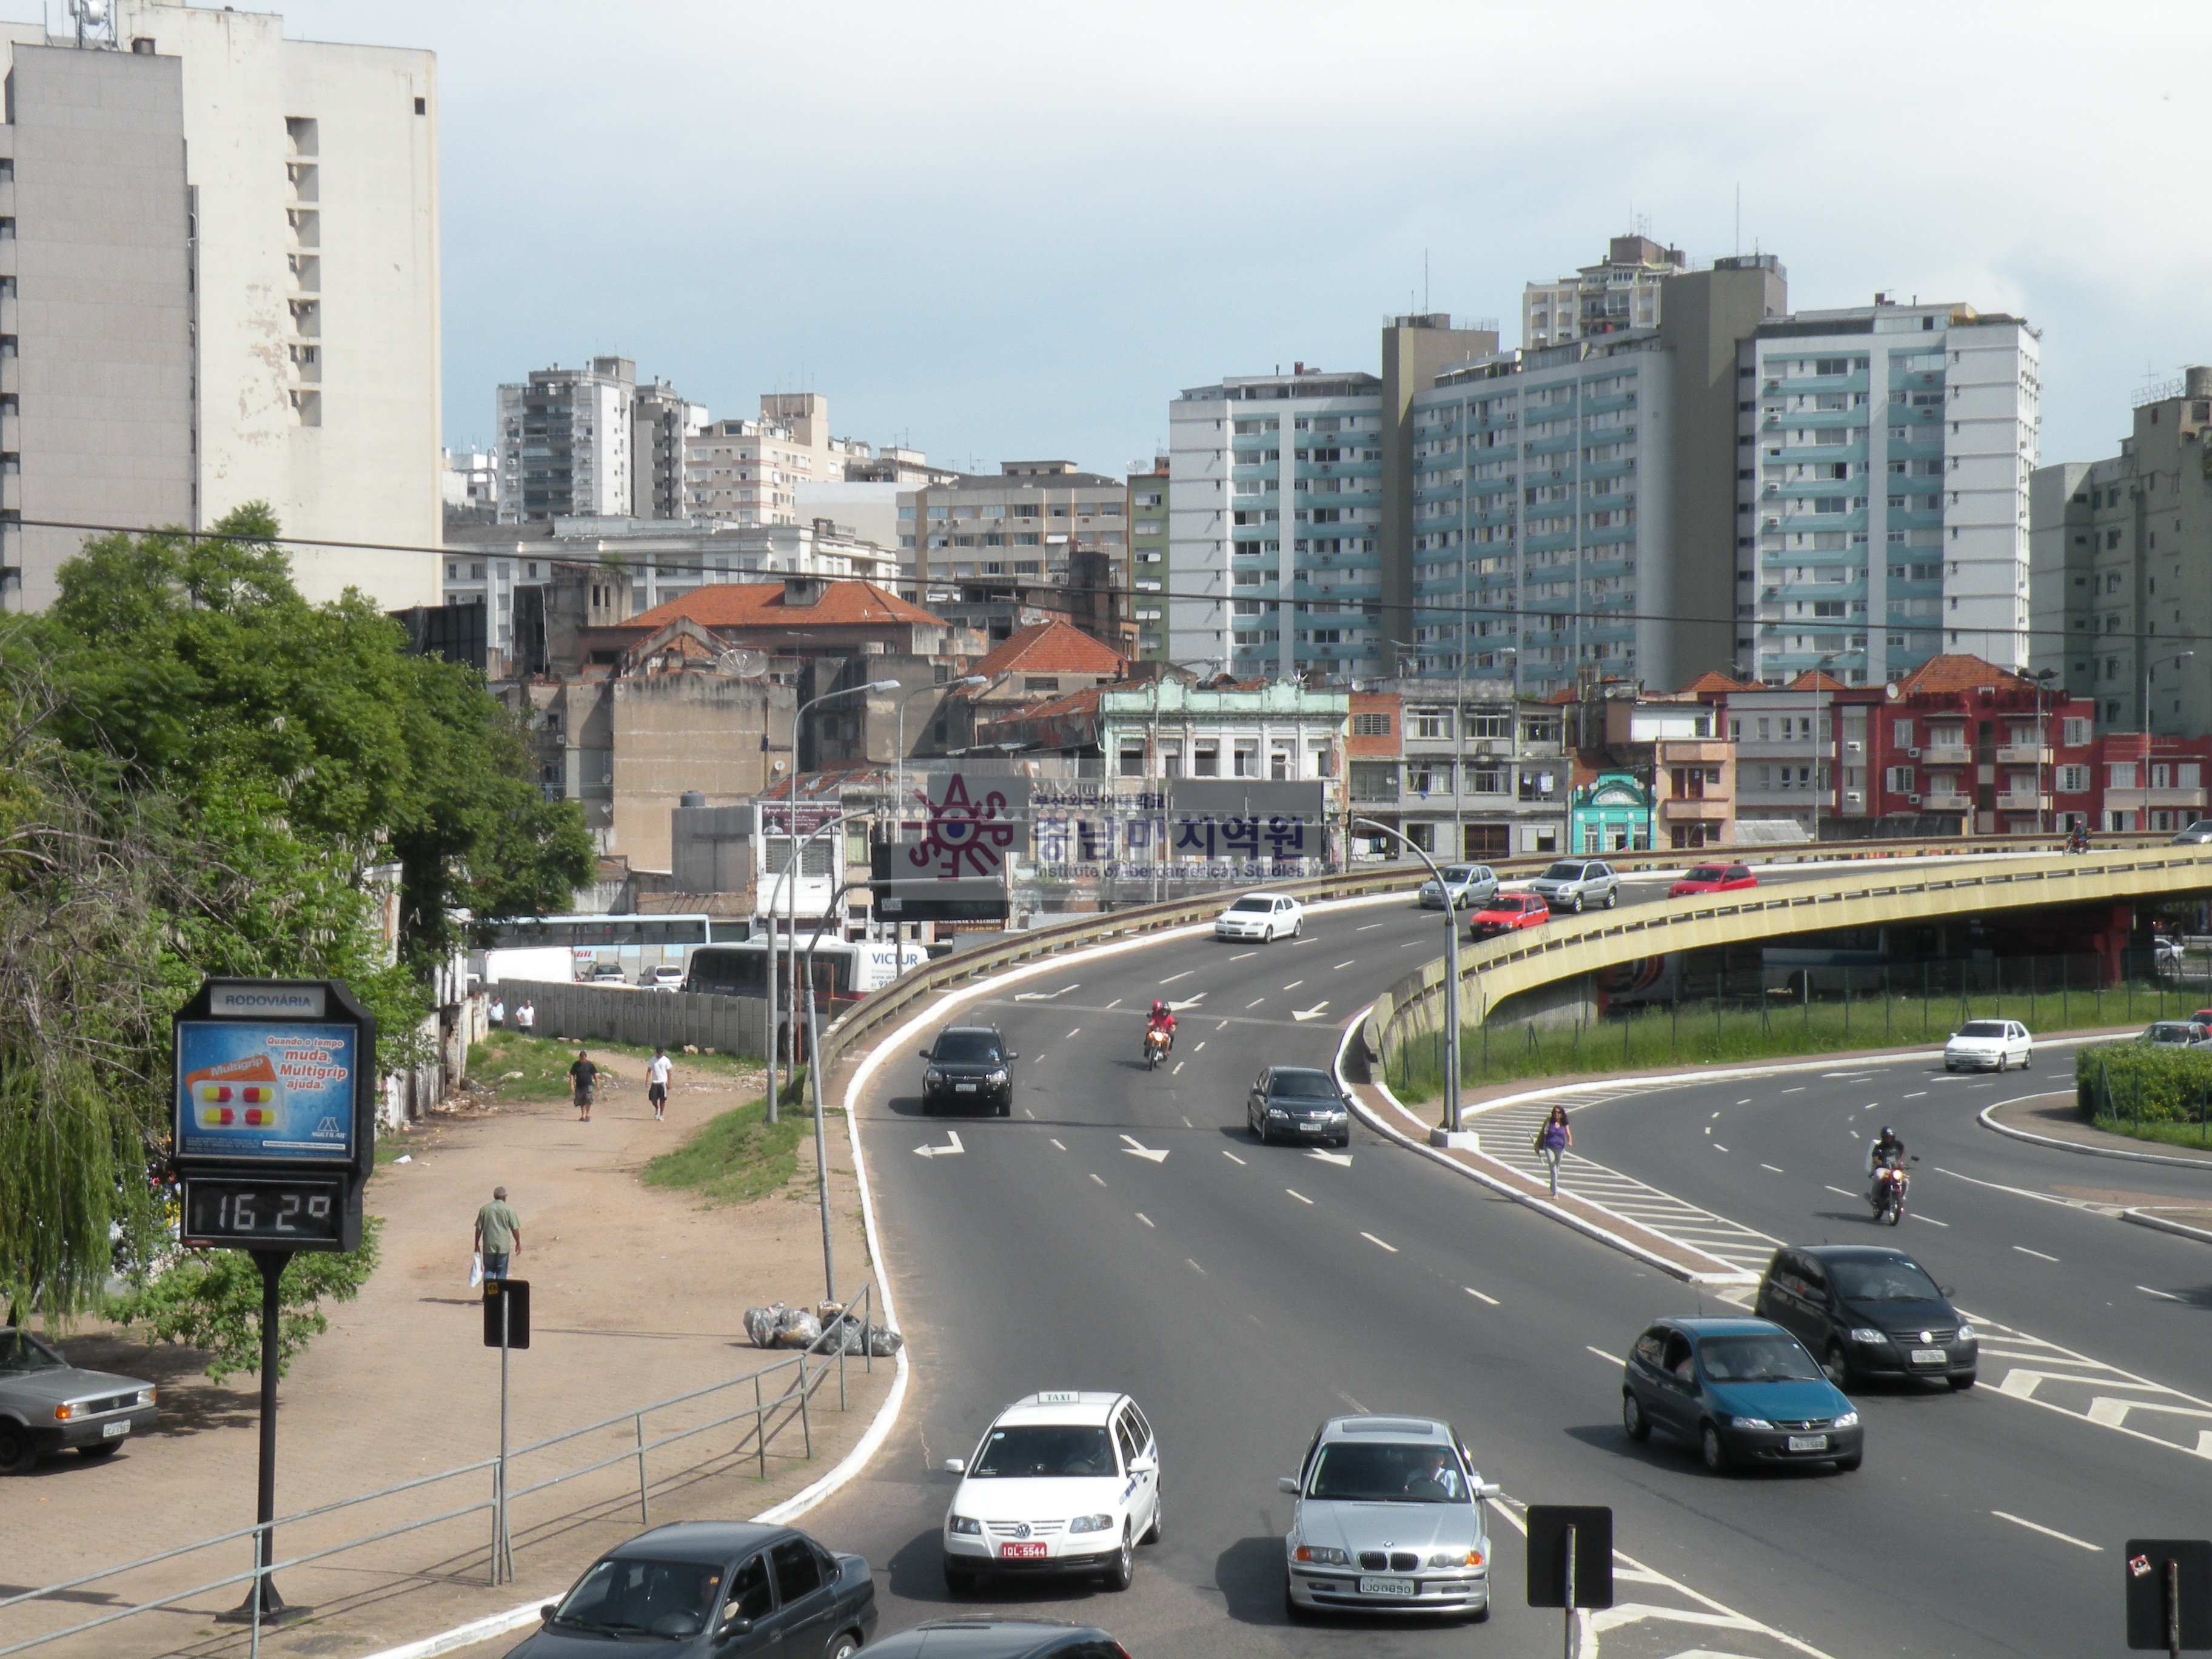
[2123,1207,2212,1245]
[1978,1096,2212,1171]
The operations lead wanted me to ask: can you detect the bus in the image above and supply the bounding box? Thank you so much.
[683,938,925,1007]
[480,913,749,987]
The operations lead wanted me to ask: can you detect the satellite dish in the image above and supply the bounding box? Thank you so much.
[716,648,768,679]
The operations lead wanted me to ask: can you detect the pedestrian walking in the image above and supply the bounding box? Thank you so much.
[489,994,505,1030]
[1535,1104,1572,1198]
[474,1186,521,1283]
[647,1045,672,1121]
[515,999,535,1036]
[569,1049,598,1122]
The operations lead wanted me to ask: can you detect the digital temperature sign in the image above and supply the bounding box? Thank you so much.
[181,1177,355,1248]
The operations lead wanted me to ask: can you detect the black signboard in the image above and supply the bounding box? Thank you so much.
[1526,1504,1614,1610]
[2128,1538,2212,1652]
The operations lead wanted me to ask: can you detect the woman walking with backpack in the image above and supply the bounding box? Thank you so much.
[1535,1104,1572,1197]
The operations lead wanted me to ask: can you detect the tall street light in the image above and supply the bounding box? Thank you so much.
[766,679,900,1124]
[782,817,874,1302]
[1354,815,1466,1139]
[2028,667,2060,836]
[1809,651,1838,844]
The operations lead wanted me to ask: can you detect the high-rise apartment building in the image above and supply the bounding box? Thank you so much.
[2030,366,2212,734]
[630,377,706,520]
[684,393,896,527]
[1741,299,2039,686]
[0,3,441,612]
[496,357,640,523]
[1523,235,1686,351]
[1128,457,1168,660]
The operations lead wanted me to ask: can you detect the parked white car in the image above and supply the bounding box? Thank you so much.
[645,964,685,992]
[941,1391,1161,1594]
[1215,893,1305,942]
[1943,1019,2033,1073]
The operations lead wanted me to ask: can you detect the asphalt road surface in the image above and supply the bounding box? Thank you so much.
[797,882,2207,1658]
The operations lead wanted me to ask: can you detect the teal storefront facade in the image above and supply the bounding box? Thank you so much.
[1570,771,1652,855]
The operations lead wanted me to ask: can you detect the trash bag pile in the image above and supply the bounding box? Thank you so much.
[743,1299,903,1357]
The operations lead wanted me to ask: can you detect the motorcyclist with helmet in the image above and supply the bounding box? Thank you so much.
[1145,999,1177,1056]
[1866,1124,1908,1215]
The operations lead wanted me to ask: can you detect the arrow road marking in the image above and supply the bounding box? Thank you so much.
[1013,984,1079,1001]
[1121,1134,1170,1163]
[1292,1002,1332,1021]
[1168,993,1208,1010]
[1307,1148,1353,1167]
[914,1131,965,1159]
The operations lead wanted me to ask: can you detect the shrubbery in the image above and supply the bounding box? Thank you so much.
[2075,1041,2212,1124]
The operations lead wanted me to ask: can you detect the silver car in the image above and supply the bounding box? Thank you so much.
[1417,865,1499,911]
[1281,1415,1498,1621]
[1527,859,1619,914]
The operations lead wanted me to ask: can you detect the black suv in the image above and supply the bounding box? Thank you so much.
[1753,1244,1977,1391]
[919,1026,1016,1116]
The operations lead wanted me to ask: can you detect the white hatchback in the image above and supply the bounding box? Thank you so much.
[941,1391,1161,1595]
[1216,893,1304,942]
[1943,1019,2033,1072]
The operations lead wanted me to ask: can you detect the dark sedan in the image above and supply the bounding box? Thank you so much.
[1754,1245,1977,1390]
[506,1521,874,1658]
[1620,1317,1861,1474]
[920,1026,1016,1116]
[0,1329,159,1474]
[1246,1065,1350,1148]
[864,1621,1130,1659]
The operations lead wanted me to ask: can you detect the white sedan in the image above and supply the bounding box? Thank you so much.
[1216,893,1304,942]
[1943,1019,2033,1072]
[941,1391,1161,1595]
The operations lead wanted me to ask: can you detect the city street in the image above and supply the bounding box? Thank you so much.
[805,893,2208,1657]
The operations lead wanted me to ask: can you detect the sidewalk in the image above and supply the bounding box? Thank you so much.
[2,1045,890,1659]
[1984,1089,2212,1167]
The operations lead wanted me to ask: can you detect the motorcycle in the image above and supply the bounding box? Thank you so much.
[1868,1153,1912,1225]
[2065,830,2092,856]
[1143,1027,1171,1070]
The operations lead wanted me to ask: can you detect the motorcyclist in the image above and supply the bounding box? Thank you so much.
[2068,824,2090,854]
[1866,1125,1906,1206]
[1145,1000,1177,1053]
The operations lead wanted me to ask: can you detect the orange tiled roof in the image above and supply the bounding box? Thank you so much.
[968,620,1128,680]
[1891,652,2031,697]
[1785,669,1849,691]
[618,579,945,633]
[1679,670,1752,693]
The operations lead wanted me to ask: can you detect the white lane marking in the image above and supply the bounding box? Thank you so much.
[1760,1163,1784,1174]
[1222,1150,1247,1165]
[1246,997,1267,1008]
[1714,1144,1730,1153]
[1903,1090,1926,1098]
[1293,1002,1333,1021]
[1781,1087,1805,1094]
[1065,1027,1081,1038]
[1034,1055,1047,1064]
[1171,1061,1185,1075]
[1360,1232,1399,1253]
[1935,1164,2108,1213]
[1215,1019,1229,1030]
[1399,940,1423,948]
[1182,1115,1193,1128]
[1307,1147,1353,1167]
[1049,1138,1066,1151]
[1023,1108,1034,1119]
[1356,923,1384,931]
[2142,1285,2185,1302]
[1286,1188,1313,1205]
[1734,1099,1750,1107]
[1088,1173,1106,1187]
[1186,1259,1205,1275]
[1193,1041,1205,1053]
[1282,980,1304,991]
[1587,1346,1621,1366]
[1136,1213,1154,1228]
[1992,1511,2102,1552]
[2014,1245,2060,1262]
[1336,1389,1369,1413]
[1466,1288,1500,1306]
[1013,984,1080,1001]
[1704,1126,1712,1136]
[1104,999,1122,1010]
[1229,951,1256,962]
[914,1131,965,1159]
[1160,970,1193,985]
[1121,1134,1170,1163]
[1333,959,1356,970]
[1912,1213,1950,1227]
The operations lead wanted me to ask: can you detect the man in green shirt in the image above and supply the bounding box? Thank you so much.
[474,1186,521,1282]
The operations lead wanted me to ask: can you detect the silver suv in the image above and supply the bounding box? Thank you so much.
[1528,859,1619,914]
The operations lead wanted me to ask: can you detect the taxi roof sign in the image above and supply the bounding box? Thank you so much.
[1036,1391,1080,1404]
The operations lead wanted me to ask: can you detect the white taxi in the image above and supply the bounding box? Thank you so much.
[941,1390,1161,1595]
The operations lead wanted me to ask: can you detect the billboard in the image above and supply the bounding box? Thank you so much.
[1030,778,1328,885]
[873,772,1027,921]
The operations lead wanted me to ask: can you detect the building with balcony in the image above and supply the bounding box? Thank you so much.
[1741,299,2040,687]
[497,357,642,523]
[685,394,913,529]
[905,461,1131,653]
[1128,457,1168,662]
[1343,682,1568,859]
[2029,365,2212,737]
[1522,234,1687,350]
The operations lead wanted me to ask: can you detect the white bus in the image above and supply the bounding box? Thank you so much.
[683,938,924,1008]
[480,913,745,987]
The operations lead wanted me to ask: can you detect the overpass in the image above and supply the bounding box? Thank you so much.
[1364,845,2212,1064]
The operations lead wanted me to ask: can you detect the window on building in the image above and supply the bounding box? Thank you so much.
[1194,742,1220,777]
[1024,676,1060,693]
[2110,763,2138,789]
[1351,712,1392,737]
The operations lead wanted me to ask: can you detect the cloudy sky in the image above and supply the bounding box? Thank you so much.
[76,2,2212,474]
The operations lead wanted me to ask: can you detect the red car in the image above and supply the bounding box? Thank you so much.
[1469,892,1552,940]
[1669,862,1757,898]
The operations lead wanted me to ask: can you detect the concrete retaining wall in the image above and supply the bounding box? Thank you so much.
[499,980,769,1058]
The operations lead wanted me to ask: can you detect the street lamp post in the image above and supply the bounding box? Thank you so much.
[2028,668,2059,836]
[766,680,900,1124]
[1809,651,1838,843]
[1354,816,1466,1138]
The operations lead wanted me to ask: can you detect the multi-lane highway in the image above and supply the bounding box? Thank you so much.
[803,877,2210,1657]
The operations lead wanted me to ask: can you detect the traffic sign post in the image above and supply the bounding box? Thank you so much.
[1526,1504,1614,1659]
[2127,1539,2212,1657]
[483,1279,529,1584]
[172,979,375,1627]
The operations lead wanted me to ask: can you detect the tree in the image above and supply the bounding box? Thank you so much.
[110,1219,383,1383]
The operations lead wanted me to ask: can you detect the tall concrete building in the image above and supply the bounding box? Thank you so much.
[1741,298,2040,686]
[2030,366,2212,734]
[629,377,706,520]
[683,394,897,528]
[0,3,442,612]
[497,357,642,524]
[1395,258,1784,695]
[1128,457,1167,661]
[1523,235,1687,350]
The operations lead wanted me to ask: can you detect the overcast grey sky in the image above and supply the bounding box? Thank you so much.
[53,2,2212,474]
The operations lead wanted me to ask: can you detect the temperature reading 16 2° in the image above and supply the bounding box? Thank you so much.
[183,1178,344,1245]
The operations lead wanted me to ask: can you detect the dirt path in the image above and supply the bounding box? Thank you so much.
[2,1045,890,1659]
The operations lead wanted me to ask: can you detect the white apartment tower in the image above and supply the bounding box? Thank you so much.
[1523,236,1686,351]
[496,357,639,523]
[1741,301,2039,685]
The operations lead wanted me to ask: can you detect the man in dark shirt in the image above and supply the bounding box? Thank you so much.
[569,1050,598,1122]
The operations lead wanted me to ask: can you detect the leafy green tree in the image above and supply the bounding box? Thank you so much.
[111,1219,383,1382]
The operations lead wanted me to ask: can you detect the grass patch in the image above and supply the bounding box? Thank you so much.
[643,1071,819,1207]
[468,1028,762,1102]
[2090,1118,2212,1153]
